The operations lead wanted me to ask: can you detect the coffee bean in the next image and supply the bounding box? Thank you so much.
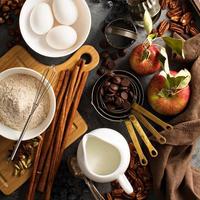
[121,91,128,100]
[112,76,121,85]
[100,50,110,59]
[97,67,105,76]
[118,49,126,57]
[110,84,119,91]
[106,71,115,78]
[107,91,115,97]
[108,87,117,94]
[115,97,123,106]
[120,86,128,91]
[102,58,116,70]
[104,80,111,88]
[110,51,118,60]
[0,17,5,24]
[107,104,116,111]
[122,101,131,109]
[99,39,110,49]
[121,78,130,87]
[104,96,113,103]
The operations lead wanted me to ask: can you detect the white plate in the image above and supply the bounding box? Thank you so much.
[0,67,56,141]
[19,0,91,58]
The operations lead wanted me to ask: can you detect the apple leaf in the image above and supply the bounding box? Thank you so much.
[143,10,153,35]
[158,88,168,98]
[165,70,191,90]
[162,36,185,59]
[158,47,170,74]
[147,33,157,44]
[175,69,191,89]
[141,49,150,61]
[143,33,157,48]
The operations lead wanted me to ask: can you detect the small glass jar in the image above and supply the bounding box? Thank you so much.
[127,0,161,27]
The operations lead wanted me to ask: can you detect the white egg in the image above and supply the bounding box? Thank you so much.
[30,2,54,35]
[46,25,77,50]
[52,0,78,26]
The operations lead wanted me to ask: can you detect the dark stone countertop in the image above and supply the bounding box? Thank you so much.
[0,1,200,200]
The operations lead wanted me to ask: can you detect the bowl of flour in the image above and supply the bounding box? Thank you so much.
[0,67,56,141]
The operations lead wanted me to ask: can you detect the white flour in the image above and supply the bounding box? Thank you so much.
[0,74,50,131]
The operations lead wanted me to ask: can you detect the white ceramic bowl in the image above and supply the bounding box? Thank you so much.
[0,67,56,141]
[19,0,91,57]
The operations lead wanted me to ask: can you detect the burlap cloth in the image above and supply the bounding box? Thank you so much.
[148,34,200,200]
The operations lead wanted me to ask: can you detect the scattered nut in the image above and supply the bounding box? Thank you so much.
[105,143,152,200]
[189,25,200,36]
[180,12,192,26]
[170,22,185,34]
[157,20,170,36]
[169,0,179,9]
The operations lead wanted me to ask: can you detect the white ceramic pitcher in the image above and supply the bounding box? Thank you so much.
[77,128,133,194]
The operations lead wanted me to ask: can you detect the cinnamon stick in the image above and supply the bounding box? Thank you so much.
[54,71,65,97]
[44,71,89,200]
[62,71,89,151]
[36,70,70,192]
[26,136,44,200]
[44,63,81,200]
[37,132,55,192]
[72,59,86,98]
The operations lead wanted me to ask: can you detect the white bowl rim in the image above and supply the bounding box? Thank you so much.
[19,0,91,58]
[0,67,56,141]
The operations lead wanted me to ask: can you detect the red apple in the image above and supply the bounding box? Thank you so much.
[147,70,190,116]
[129,44,161,75]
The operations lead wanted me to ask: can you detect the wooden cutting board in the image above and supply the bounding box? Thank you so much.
[0,45,99,195]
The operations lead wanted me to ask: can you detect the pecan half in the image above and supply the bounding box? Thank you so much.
[170,15,181,22]
[158,20,170,36]
[122,191,136,199]
[190,25,200,36]
[111,189,124,197]
[106,193,113,200]
[160,0,170,10]
[185,24,190,34]
[166,7,182,18]
[170,22,185,34]
[136,191,148,200]
[169,0,179,9]
[180,12,192,26]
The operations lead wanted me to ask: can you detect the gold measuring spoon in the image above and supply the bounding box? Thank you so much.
[125,120,148,166]
[133,112,167,144]
[129,115,158,158]
[132,103,173,131]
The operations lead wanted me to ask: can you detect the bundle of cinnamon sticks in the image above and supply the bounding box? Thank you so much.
[26,59,89,200]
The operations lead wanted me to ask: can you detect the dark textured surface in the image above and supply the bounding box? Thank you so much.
[0,0,199,199]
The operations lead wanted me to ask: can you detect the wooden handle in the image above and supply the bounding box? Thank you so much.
[55,45,100,72]
[125,120,148,166]
[129,115,158,158]
[134,112,166,144]
[0,172,8,188]
[132,103,173,131]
